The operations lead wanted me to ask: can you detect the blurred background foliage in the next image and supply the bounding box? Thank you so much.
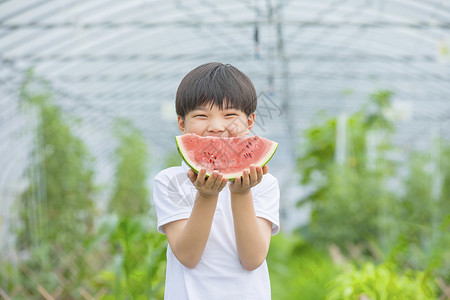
[0,78,449,299]
[108,118,150,218]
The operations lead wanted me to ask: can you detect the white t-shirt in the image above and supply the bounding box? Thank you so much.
[153,161,280,300]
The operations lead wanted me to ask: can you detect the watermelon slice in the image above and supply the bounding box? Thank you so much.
[175,133,278,180]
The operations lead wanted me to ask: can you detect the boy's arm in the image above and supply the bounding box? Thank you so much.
[163,169,228,269]
[229,165,273,271]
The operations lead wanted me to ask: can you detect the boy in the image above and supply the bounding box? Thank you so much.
[153,62,280,299]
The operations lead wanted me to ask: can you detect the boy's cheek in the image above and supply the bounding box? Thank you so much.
[225,122,238,136]
[234,119,249,136]
[232,124,247,136]
[232,125,240,135]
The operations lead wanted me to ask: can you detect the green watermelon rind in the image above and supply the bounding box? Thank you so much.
[175,135,201,176]
[175,135,278,181]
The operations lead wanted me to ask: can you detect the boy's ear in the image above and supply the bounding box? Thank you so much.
[246,113,255,134]
[177,115,186,133]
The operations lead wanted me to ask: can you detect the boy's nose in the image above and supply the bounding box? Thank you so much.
[207,119,226,134]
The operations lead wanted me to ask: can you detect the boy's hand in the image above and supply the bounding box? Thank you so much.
[229,164,268,195]
[188,168,228,198]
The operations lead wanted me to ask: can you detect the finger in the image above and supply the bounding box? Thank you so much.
[262,165,269,174]
[249,165,257,184]
[205,171,218,188]
[256,166,263,183]
[242,169,250,187]
[233,175,241,187]
[213,173,224,189]
[197,169,207,185]
[218,178,228,191]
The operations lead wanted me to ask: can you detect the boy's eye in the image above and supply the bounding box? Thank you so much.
[225,113,238,117]
[194,114,207,118]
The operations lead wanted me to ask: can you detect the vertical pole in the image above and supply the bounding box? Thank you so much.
[275,0,295,162]
[430,122,442,247]
[366,130,378,171]
[273,0,302,230]
[335,114,348,165]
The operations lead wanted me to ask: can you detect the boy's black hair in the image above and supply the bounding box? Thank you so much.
[176,62,257,118]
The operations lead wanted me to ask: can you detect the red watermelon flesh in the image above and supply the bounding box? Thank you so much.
[176,133,278,180]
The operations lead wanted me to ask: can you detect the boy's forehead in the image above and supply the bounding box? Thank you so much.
[192,102,238,111]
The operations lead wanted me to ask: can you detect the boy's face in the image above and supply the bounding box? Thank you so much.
[177,103,255,137]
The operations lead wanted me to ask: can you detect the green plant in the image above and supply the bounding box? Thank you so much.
[93,216,167,300]
[109,119,150,218]
[305,163,397,249]
[393,139,450,281]
[3,72,97,299]
[326,262,438,300]
[93,118,167,299]
[268,234,339,300]
[296,90,397,249]
[294,89,449,297]
[17,74,96,252]
[297,90,395,192]
[1,73,170,299]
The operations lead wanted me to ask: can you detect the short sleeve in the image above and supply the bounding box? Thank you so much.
[152,168,195,234]
[252,173,280,235]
